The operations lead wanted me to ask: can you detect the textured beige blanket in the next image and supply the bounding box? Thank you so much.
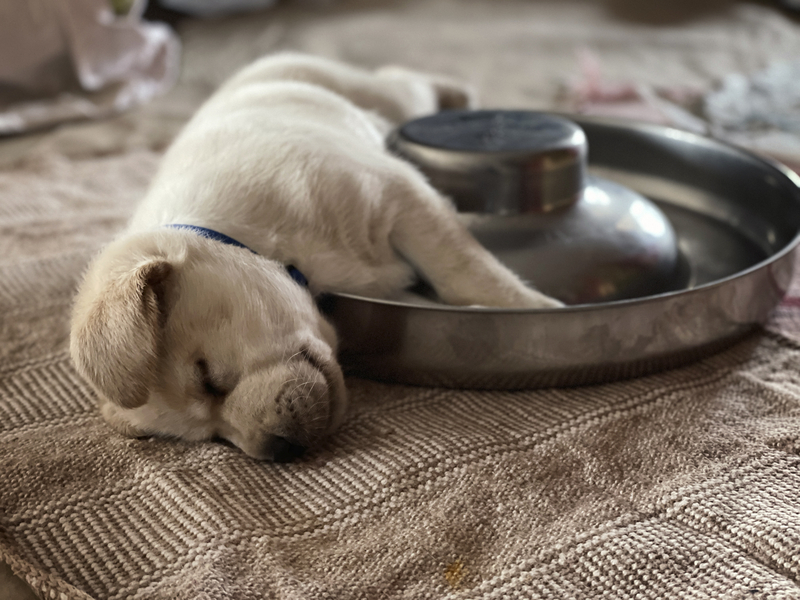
[2,1,800,598]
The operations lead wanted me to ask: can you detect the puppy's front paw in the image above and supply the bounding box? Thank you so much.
[437,282,564,310]
[532,296,565,309]
[510,289,565,310]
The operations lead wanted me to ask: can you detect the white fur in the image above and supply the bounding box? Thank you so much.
[70,53,560,461]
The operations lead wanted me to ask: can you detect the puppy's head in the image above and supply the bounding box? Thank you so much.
[70,230,347,461]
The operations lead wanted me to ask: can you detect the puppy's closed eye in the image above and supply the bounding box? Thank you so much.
[196,358,230,400]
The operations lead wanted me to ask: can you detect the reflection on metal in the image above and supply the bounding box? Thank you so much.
[458,176,681,305]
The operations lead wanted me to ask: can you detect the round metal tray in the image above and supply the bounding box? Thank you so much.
[320,115,800,388]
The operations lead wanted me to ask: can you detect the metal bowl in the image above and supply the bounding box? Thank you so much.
[320,114,800,389]
[388,111,685,305]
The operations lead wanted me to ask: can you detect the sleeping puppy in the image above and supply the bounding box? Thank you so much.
[70,53,560,462]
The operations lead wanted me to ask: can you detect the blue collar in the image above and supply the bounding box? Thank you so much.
[166,224,309,288]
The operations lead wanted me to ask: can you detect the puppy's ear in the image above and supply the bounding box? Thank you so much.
[71,259,173,409]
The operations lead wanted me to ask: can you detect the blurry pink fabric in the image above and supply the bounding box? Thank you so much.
[566,48,706,131]
[0,0,179,134]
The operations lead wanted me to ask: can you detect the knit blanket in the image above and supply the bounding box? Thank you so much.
[2,1,800,598]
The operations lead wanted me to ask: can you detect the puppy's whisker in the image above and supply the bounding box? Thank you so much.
[285,350,305,362]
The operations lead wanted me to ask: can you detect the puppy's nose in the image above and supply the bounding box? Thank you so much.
[268,436,307,463]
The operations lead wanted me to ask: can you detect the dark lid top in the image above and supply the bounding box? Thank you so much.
[398,110,585,154]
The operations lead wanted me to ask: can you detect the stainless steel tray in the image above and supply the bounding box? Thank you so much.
[321,115,800,388]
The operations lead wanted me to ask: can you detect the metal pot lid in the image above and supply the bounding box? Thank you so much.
[390,110,587,214]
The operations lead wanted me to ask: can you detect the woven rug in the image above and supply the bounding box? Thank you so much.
[2,1,800,598]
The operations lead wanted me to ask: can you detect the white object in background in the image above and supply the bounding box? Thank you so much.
[704,59,800,173]
[0,0,180,134]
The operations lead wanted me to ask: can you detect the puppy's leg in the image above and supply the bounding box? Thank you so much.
[374,65,477,114]
[386,173,562,309]
[363,65,478,135]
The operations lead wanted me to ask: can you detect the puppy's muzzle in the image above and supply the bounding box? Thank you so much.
[269,353,333,457]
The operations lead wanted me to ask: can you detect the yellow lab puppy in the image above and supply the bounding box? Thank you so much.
[70,53,559,461]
